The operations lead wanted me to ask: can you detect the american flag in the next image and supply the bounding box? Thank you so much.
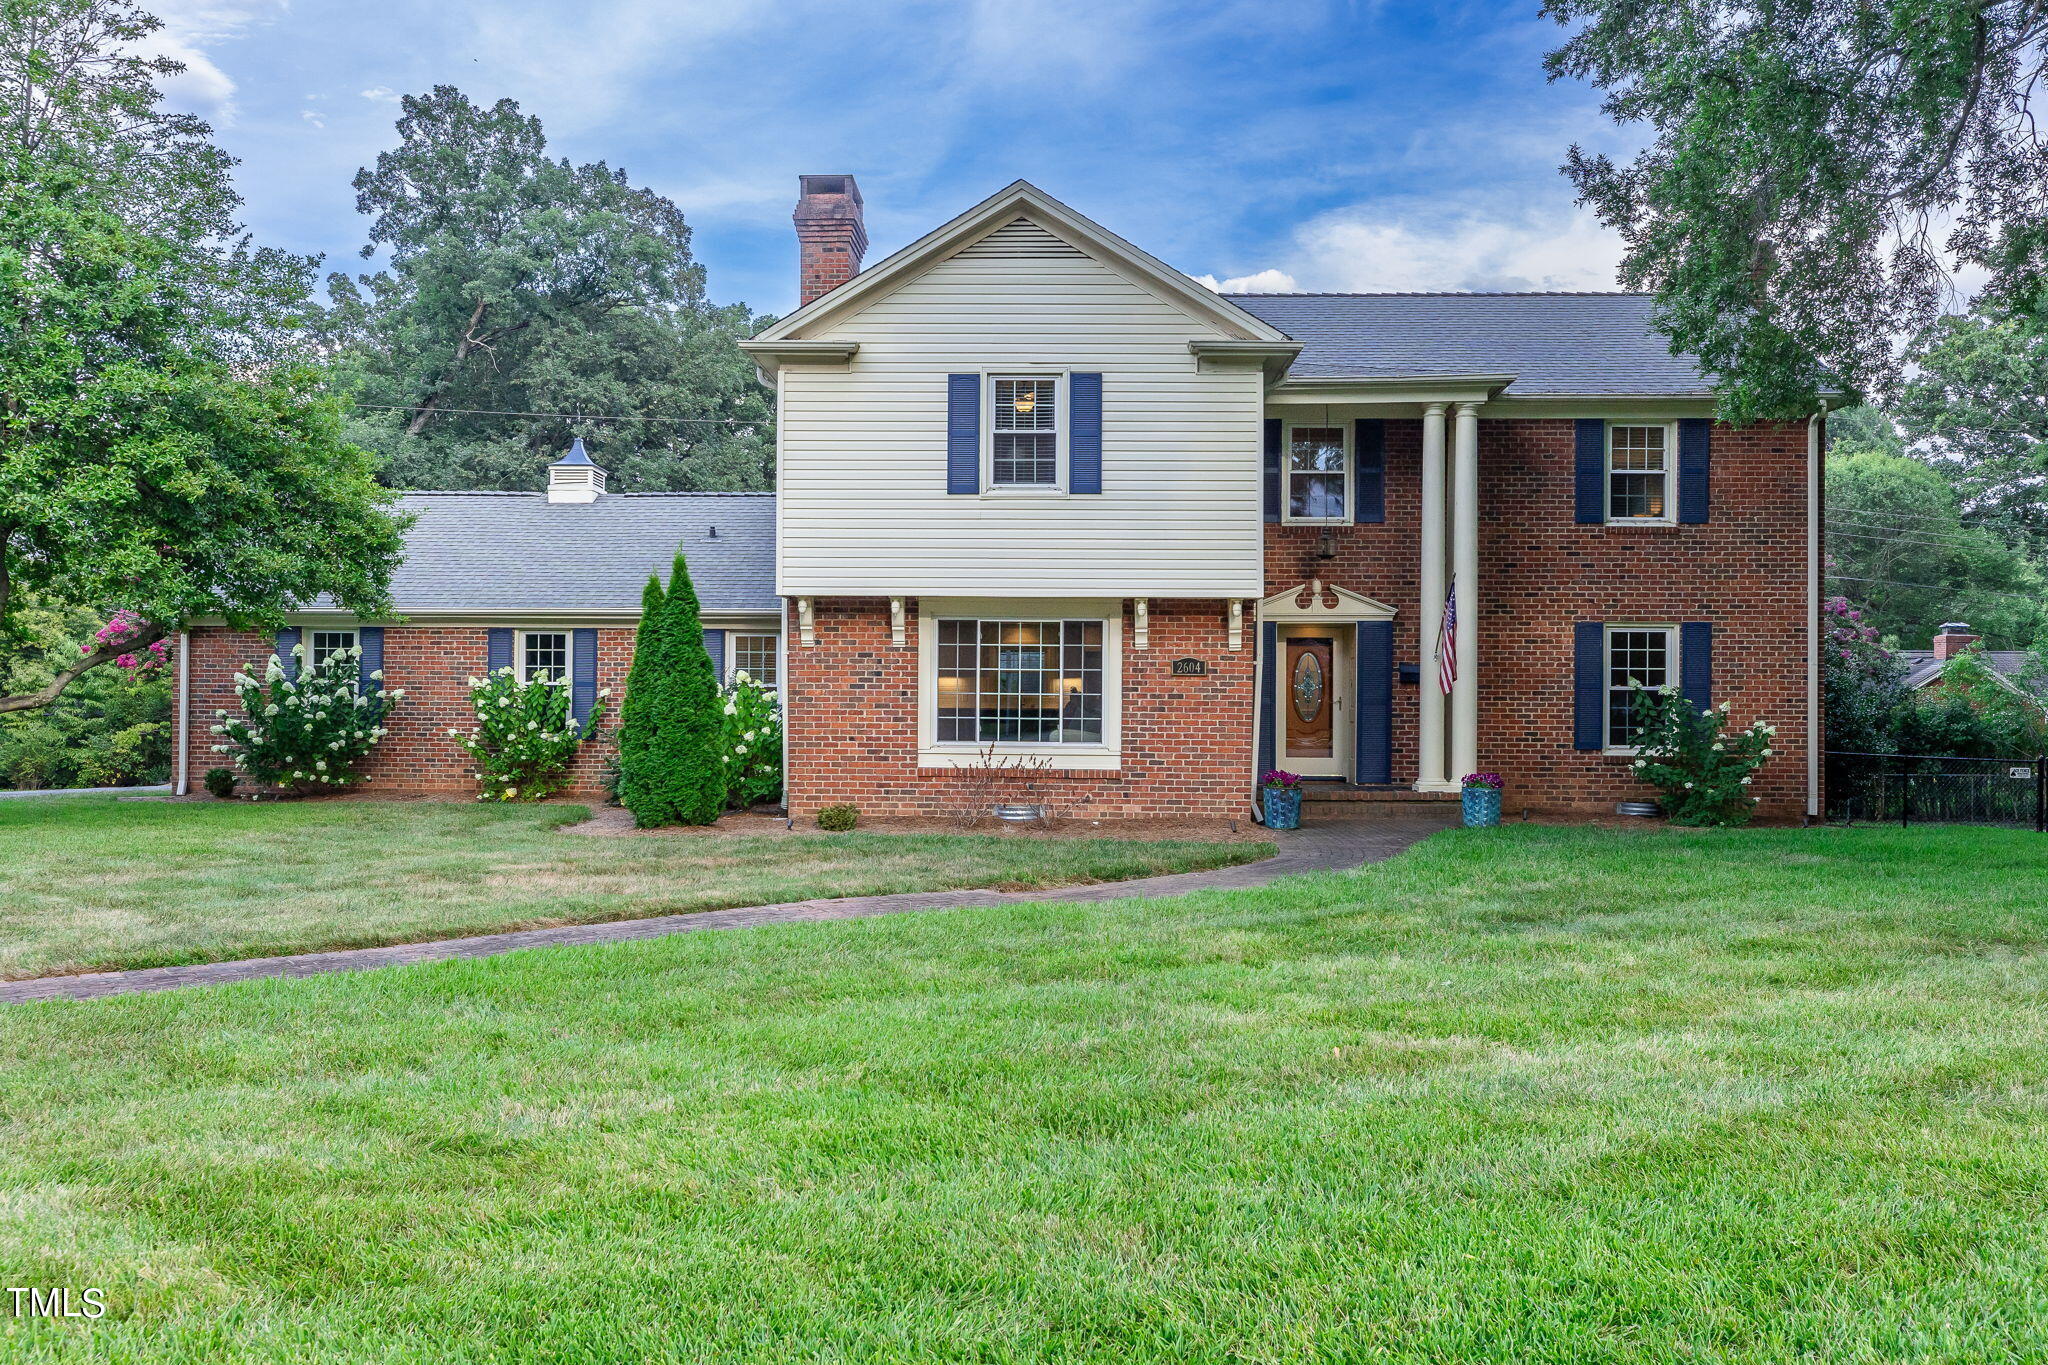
[1436,579,1458,695]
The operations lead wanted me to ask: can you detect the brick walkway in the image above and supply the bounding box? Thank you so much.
[0,814,1455,1005]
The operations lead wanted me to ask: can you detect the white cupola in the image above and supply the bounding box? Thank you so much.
[547,437,607,503]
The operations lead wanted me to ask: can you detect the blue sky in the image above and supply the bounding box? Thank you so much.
[145,0,1637,319]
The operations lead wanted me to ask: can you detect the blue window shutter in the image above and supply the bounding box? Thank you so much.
[486,627,513,675]
[1354,620,1394,783]
[1069,372,1102,494]
[1256,621,1278,789]
[1574,419,1606,524]
[947,374,980,494]
[1574,622,1605,750]
[703,629,726,683]
[1677,418,1711,523]
[356,627,384,698]
[1353,419,1385,524]
[1262,419,1282,522]
[1680,622,1713,712]
[275,628,301,681]
[572,628,598,725]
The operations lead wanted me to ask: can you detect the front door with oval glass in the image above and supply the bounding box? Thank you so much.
[1281,633,1346,776]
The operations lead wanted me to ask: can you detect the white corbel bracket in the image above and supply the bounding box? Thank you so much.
[1228,599,1244,652]
[890,597,906,647]
[1133,598,1149,650]
[797,597,815,647]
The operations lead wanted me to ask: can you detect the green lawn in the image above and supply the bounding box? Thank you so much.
[5,823,2048,1361]
[0,799,1264,980]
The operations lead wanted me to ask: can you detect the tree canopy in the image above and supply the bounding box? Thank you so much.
[0,0,403,714]
[329,87,772,493]
[1546,0,2048,421]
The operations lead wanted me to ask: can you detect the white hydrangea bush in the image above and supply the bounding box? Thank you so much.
[451,667,610,802]
[211,644,399,794]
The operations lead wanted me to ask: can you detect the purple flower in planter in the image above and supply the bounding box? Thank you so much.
[1260,769,1304,790]
[1461,772,1504,790]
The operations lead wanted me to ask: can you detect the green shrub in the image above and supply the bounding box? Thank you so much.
[720,675,783,809]
[0,601,171,790]
[212,644,398,794]
[1625,685,1775,826]
[617,551,724,827]
[452,667,610,801]
[203,767,239,799]
[817,803,859,832]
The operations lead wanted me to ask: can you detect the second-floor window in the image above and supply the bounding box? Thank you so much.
[1608,423,1673,523]
[990,376,1060,487]
[1286,424,1349,523]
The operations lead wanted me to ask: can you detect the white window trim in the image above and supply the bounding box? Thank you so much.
[1280,420,1352,526]
[1605,420,1678,526]
[516,629,573,686]
[307,629,357,670]
[982,371,1067,496]
[1603,623,1678,754]
[916,597,1122,770]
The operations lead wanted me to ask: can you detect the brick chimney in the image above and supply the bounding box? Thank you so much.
[1933,621,1980,660]
[794,174,865,307]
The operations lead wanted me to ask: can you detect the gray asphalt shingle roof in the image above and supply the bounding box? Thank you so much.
[1900,650,2033,690]
[1229,292,1711,395]
[341,491,777,615]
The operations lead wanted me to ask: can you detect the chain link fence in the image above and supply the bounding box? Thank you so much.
[1826,752,2047,830]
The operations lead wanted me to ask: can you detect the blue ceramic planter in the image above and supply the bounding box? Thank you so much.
[1461,786,1502,828]
[1263,787,1302,831]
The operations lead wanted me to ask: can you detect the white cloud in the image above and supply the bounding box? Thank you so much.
[1195,268,1299,294]
[359,86,401,104]
[300,108,325,129]
[1219,199,1628,295]
[134,0,288,125]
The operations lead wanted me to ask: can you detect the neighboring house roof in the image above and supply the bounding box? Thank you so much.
[316,491,777,617]
[1230,292,1711,395]
[1901,650,2036,691]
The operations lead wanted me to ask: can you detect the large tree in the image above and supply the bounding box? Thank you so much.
[0,0,403,714]
[1892,307,2048,544]
[331,87,772,493]
[1546,0,2048,421]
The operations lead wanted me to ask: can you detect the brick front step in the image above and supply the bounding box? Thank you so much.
[1301,784,1462,804]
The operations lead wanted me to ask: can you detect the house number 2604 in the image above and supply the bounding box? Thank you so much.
[1170,658,1208,677]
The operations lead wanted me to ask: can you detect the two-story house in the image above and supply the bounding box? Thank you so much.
[175,175,1823,823]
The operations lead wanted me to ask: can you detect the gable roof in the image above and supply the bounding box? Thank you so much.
[1231,292,1713,396]
[1900,650,2036,691]
[746,180,1293,350]
[313,492,777,618]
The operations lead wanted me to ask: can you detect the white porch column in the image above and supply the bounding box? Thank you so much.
[1415,402,1449,791]
[1450,401,1481,781]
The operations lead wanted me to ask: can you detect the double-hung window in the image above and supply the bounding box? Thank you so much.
[935,619,1103,744]
[1606,626,1674,750]
[1607,423,1674,523]
[1285,424,1349,523]
[989,376,1061,487]
[308,630,357,669]
[730,632,778,690]
[519,631,570,685]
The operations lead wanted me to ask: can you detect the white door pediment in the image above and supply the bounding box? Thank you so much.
[1257,581,1397,623]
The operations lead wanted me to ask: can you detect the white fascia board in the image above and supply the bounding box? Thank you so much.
[1267,374,1517,406]
[736,339,859,378]
[751,180,1294,347]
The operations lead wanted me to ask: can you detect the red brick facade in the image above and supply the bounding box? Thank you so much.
[178,421,1812,823]
[783,598,1256,821]
[181,626,635,799]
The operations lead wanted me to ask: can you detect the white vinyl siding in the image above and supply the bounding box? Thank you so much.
[777,214,1265,598]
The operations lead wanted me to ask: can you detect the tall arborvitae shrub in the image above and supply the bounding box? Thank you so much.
[617,549,725,826]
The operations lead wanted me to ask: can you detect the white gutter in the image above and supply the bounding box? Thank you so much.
[174,630,191,796]
[1807,408,1826,821]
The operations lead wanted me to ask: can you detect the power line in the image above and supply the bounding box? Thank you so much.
[1827,573,2048,605]
[350,403,758,428]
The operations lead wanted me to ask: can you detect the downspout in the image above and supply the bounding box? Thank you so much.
[174,630,191,796]
[1249,601,1265,825]
[1807,407,1826,822]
